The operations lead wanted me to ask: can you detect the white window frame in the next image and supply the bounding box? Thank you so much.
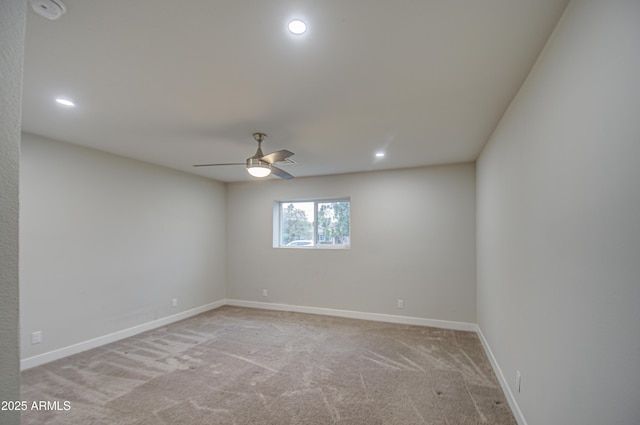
[273,197,351,249]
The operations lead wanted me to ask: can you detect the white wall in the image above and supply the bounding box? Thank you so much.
[227,164,476,323]
[476,1,640,424]
[0,1,26,424]
[20,134,227,359]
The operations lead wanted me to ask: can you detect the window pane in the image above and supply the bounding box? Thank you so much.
[280,202,314,246]
[317,201,350,245]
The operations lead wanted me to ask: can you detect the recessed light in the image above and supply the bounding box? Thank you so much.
[375,152,385,158]
[55,97,75,107]
[30,0,67,20]
[288,19,307,35]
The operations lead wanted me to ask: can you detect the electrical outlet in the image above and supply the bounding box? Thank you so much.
[31,331,42,345]
[262,289,268,297]
[172,298,178,308]
[397,299,404,309]
[516,370,522,393]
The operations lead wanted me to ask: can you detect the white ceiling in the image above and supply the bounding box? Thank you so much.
[21,0,569,182]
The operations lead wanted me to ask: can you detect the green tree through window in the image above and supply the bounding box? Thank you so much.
[277,198,350,248]
[318,201,350,245]
[281,203,313,245]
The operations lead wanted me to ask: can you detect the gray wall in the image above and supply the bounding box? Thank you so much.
[227,164,476,323]
[20,134,227,359]
[476,1,640,424]
[0,1,26,424]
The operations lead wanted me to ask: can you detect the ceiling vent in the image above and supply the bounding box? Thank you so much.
[30,0,67,20]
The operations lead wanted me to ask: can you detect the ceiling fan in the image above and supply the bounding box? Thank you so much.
[193,132,294,179]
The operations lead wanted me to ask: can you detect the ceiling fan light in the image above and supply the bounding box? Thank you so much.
[247,166,271,178]
[246,158,272,177]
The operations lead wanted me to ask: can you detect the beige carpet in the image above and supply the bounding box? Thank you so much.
[21,306,516,424]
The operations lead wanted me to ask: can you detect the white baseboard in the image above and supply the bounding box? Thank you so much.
[225,299,478,332]
[476,326,528,425]
[20,300,225,370]
[20,298,476,369]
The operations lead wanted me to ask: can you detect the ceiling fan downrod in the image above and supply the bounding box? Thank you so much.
[252,132,267,158]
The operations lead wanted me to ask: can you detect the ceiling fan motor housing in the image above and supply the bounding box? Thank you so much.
[246,157,271,169]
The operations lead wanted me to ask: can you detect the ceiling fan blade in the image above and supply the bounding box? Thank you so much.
[261,149,294,164]
[270,165,294,180]
[193,162,245,167]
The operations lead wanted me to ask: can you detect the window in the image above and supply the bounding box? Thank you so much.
[274,198,350,248]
